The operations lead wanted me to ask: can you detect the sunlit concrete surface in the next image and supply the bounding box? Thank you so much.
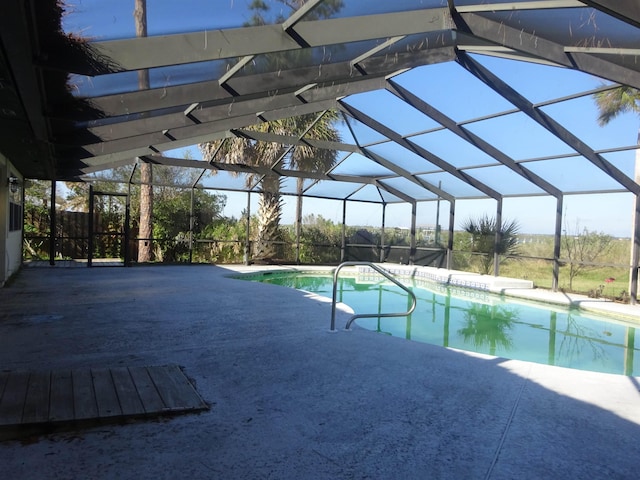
[0,264,639,479]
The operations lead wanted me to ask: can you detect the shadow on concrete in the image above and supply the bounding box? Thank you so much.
[0,265,638,479]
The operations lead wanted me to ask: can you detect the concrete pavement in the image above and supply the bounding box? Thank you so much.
[0,264,639,479]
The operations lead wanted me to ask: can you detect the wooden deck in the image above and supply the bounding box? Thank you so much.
[0,365,208,440]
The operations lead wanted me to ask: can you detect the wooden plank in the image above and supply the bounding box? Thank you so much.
[146,365,206,411]
[0,372,30,425]
[128,366,165,413]
[91,369,121,418]
[110,367,145,416]
[22,371,51,424]
[72,369,98,420]
[49,370,75,422]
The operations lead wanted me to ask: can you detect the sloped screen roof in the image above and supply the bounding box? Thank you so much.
[1,0,639,204]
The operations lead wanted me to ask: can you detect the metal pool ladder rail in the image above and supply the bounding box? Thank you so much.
[330,261,417,332]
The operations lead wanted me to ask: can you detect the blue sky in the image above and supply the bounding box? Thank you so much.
[173,54,639,238]
[64,1,640,237]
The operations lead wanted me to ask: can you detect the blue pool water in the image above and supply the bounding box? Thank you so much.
[246,272,639,376]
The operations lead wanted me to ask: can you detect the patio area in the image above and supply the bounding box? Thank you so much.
[0,264,639,479]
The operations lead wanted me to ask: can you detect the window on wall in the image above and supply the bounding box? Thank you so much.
[8,173,22,232]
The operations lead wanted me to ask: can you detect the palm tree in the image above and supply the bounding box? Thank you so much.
[200,0,343,262]
[461,214,520,275]
[594,86,640,125]
[594,86,640,302]
[199,112,341,261]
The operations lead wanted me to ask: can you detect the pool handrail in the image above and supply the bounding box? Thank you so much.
[330,261,417,332]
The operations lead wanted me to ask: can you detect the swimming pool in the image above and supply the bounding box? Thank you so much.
[244,271,639,376]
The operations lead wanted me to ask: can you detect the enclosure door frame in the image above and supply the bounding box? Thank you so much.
[88,186,130,267]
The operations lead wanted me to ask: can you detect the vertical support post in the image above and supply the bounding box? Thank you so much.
[295,193,302,265]
[244,191,251,265]
[447,200,455,269]
[20,177,25,266]
[341,200,347,262]
[629,193,640,304]
[380,203,386,262]
[49,179,56,265]
[189,187,195,264]
[435,181,442,246]
[124,184,131,267]
[552,195,563,292]
[494,197,503,277]
[87,185,94,268]
[628,131,640,304]
[409,201,417,265]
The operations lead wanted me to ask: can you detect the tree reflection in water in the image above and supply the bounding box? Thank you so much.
[556,312,608,367]
[246,272,638,375]
[457,303,518,356]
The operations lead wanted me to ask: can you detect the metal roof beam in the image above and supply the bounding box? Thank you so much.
[350,36,407,74]
[338,101,502,200]
[64,97,340,161]
[580,0,640,29]
[456,51,640,196]
[53,76,391,158]
[137,155,383,185]
[362,148,454,202]
[374,180,416,203]
[455,1,583,13]
[455,12,640,89]
[232,129,359,154]
[58,46,454,121]
[62,8,452,75]
[386,79,562,198]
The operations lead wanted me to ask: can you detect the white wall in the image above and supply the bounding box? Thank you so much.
[0,153,23,286]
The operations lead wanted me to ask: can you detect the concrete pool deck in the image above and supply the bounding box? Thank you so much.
[0,264,639,479]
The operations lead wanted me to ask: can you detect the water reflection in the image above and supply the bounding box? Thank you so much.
[247,273,638,376]
[457,304,517,356]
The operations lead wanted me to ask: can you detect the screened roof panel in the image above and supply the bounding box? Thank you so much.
[278,177,300,195]
[329,152,396,177]
[410,129,500,169]
[303,0,448,19]
[463,112,578,161]
[198,171,253,191]
[482,8,640,49]
[462,165,546,196]
[416,172,486,198]
[62,0,303,40]
[601,149,639,179]
[4,0,640,205]
[525,156,629,192]
[350,184,401,203]
[392,61,516,122]
[540,95,640,151]
[305,179,364,200]
[82,167,135,185]
[342,90,440,136]
[470,54,609,104]
[232,41,385,78]
[378,177,439,201]
[343,117,390,146]
[70,58,234,98]
[365,142,439,175]
[380,31,454,56]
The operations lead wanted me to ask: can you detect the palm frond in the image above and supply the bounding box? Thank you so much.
[593,86,640,126]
